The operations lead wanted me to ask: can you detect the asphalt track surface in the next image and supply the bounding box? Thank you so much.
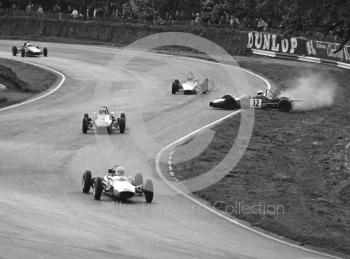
[0,40,341,259]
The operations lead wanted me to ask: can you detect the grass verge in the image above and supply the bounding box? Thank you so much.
[173,59,350,256]
[0,58,58,108]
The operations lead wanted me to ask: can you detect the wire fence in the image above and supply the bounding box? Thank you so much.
[0,8,248,31]
[0,8,341,44]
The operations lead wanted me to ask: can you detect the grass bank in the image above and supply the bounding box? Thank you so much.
[173,58,350,257]
[0,59,58,108]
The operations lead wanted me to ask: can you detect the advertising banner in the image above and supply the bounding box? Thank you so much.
[306,40,350,64]
[247,32,306,56]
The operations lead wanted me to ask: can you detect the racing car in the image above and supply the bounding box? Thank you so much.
[12,42,48,57]
[82,106,126,134]
[82,165,154,203]
[210,89,294,112]
[172,72,209,95]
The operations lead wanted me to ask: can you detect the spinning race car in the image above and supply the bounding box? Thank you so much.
[172,72,209,95]
[82,166,154,203]
[12,42,48,57]
[210,89,295,112]
[82,106,126,134]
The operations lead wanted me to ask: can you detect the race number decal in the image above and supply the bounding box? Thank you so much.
[250,99,262,108]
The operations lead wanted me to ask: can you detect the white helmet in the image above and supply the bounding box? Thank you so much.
[257,90,264,96]
[116,166,125,176]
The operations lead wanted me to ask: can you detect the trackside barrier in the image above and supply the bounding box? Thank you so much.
[252,49,350,70]
[248,31,350,70]
[337,62,350,69]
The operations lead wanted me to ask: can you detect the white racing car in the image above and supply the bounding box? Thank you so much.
[172,72,209,95]
[12,42,48,57]
[82,106,126,134]
[82,166,154,203]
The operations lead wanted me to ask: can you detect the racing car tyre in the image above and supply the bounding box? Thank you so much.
[144,179,154,203]
[43,47,48,57]
[12,46,17,56]
[134,173,143,186]
[21,48,25,57]
[278,99,292,113]
[82,117,89,134]
[172,81,179,94]
[93,177,103,200]
[82,170,92,193]
[121,113,126,124]
[119,117,125,134]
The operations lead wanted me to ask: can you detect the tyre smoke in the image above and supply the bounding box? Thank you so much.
[279,74,337,111]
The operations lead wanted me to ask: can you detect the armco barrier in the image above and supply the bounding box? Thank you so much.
[252,49,350,70]
[248,31,350,70]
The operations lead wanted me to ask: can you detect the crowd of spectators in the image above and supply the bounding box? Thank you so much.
[0,0,349,41]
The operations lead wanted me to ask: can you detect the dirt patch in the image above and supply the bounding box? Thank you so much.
[0,59,58,108]
[173,59,350,256]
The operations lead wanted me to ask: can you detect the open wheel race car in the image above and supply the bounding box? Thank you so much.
[82,106,126,134]
[210,89,296,112]
[172,72,209,95]
[12,42,48,57]
[82,166,154,203]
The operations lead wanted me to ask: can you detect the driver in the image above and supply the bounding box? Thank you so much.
[187,72,194,81]
[106,166,125,178]
[115,166,125,176]
[104,166,125,190]
[256,90,264,97]
[255,90,268,101]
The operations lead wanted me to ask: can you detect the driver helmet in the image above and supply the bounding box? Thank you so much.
[187,72,194,81]
[116,166,125,176]
[257,90,264,96]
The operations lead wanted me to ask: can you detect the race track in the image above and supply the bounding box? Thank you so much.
[0,40,339,259]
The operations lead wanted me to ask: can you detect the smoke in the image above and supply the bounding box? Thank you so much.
[279,74,338,111]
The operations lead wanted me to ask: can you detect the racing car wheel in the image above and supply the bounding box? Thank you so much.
[278,98,292,112]
[172,80,180,94]
[119,115,125,134]
[43,47,48,57]
[82,170,92,193]
[82,114,89,134]
[93,177,103,200]
[144,179,154,203]
[12,46,17,56]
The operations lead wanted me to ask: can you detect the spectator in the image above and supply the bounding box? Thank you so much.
[37,5,43,17]
[180,10,185,21]
[194,13,201,25]
[230,15,240,29]
[53,3,62,21]
[26,2,32,16]
[191,11,196,23]
[93,7,97,20]
[71,7,79,19]
[86,7,90,21]
[263,20,269,31]
[257,18,266,31]
[11,3,16,16]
